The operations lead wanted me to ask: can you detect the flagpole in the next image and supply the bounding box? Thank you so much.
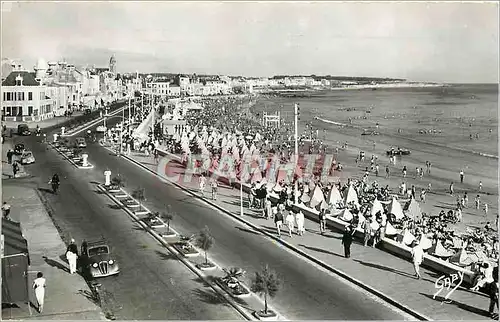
[294,103,299,204]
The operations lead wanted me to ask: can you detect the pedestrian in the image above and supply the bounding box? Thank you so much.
[475,195,481,210]
[375,164,379,177]
[2,202,11,220]
[210,178,218,200]
[286,211,295,237]
[464,192,469,208]
[411,185,416,199]
[428,182,432,192]
[460,169,464,183]
[319,208,327,234]
[264,197,272,219]
[12,161,19,177]
[420,189,426,203]
[341,225,355,258]
[385,165,390,178]
[479,181,483,192]
[33,272,46,313]
[449,182,454,195]
[402,165,407,178]
[248,184,255,209]
[362,218,373,246]
[66,243,78,274]
[488,266,498,318]
[7,149,13,164]
[199,174,206,197]
[274,210,283,237]
[484,203,488,216]
[411,241,424,279]
[296,210,305,236]
[415,167,419,179]
[419,167,424,179]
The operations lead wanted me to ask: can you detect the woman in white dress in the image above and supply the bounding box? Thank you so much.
[295,210,305,236]
[33,272,46,313]
[286,211,295,237]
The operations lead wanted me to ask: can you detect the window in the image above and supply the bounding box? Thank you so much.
[21,92,25,101]
[17,106,23,116]
[33,108,38,117]
[28,92,33,100]
[6,92,10,101]
[28,106,33,116]
[5,106,11,116]
[11,106,17,116]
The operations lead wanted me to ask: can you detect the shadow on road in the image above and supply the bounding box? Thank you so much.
[298,244,345,258]
[419,293,490,317]
[235,226,261,236]
[38,187,54,194]
[154,250,178,261]
[77,289,100,306]
[192,288,230,306]
[42,256,69,273]
[354,259,424,281]
[107,204,123,210]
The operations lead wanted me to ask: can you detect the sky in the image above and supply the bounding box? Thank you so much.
[1,1,498,83]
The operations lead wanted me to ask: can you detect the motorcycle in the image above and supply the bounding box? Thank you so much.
[48,180,60,194]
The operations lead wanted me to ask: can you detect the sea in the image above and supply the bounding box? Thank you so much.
[252,84,498,156]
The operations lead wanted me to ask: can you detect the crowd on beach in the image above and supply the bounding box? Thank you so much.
[108,95,498,303]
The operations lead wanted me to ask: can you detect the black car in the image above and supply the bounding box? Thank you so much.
[386,147,411,156]
[14,143,25,155]
[83,108,92,115]
[17,124,31,136]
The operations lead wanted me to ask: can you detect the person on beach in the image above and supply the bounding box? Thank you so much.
[210,178,218,200]
[449,182,454,196]
[402,165,407,178]
[33,272,46,313]
[375,164,379,177]
[484,203,488,216]
[475,195,481,210]
[411,185,416,199]
[419,167,424,180]
[420,189,426,203]
[479,181,483,192]
[199,174,206,197]
[411,241,424,279]
[488,265,499,318]
[428,182,432,192]
[415,167,420,179]
[341,225,355,258]
[362,218,373,247]
[296,210,305,236]
[2,202,11,220]
[385,165,390,178]
[319,208,327,235]
[274,208,283,238]
[464,192,469,208]
[286,211,295,237]
[264,197,272,219]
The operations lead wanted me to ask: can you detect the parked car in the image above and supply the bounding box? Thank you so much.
[17,124,31,136]
[361,129,380,136]
[83,108,92,115]
[81,240,120,278]
[14,143,25,155]
[75,137,87,148]
[386,147,411,156]
[20,151,35,164]
[96,125,107,133]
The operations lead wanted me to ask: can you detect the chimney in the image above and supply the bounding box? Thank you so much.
[15,74,23,86]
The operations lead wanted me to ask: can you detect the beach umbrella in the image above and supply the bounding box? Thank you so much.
[309,185,325,209]
[250,168,263,184]
[429,240,454,258]
[370,199,385,217]
[326,185,342,205]
[340,209,353,222]
[300,191,311,204]
[402,229,416,246]
[344,185,360,208]
[449,248,473,267]
[388,198,404,220]
[384,221,400,236]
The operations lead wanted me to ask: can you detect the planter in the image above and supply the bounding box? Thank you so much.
[172,242,200,257]
[253,310,278,321]
[125,201,140,208]
[144,218,166,228]
[134,210,150,216]
[107,187,122,193]
[196,262,216,271]
[160,231,177,238]
[214,278,251,298]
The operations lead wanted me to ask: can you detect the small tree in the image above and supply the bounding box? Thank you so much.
[132,187,145,208]
[195,226,214,265]
[250,264,280,315]
[222,267,246,285]
[110,176,125,189]
[73,148,82,157]
[162,205,174,234]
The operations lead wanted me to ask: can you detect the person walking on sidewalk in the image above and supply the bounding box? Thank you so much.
[296,210,305,236]
[488,264,498,318]
[199,174,206,197]
[6,148,13,164]
[2,202,11,220]
[66,243,78,274]
[33,272,46,313]
[319,208,327,235]
[449,182,454,196]
[475,195,481,210]
[362,218,373,246]
[341,225,355,258]
[460,169,464,183]
[286,211,295,237]
[411,241,424,279]
[274,210,283,238]
[210,178,218,200]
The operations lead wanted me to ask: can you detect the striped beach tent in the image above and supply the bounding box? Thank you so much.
[450,248,474,267]
[300,190,311,204]
[396,229,415,246]
[370,199,385,217]
[419,234,433,250]
[309,185,325,209]
[340,209,354,222]
[326,185,342,205]
[250,168,263,184]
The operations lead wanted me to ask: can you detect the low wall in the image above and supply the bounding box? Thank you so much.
[155,147,477,285]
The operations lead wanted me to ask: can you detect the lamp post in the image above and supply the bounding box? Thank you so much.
[294,103,299,204]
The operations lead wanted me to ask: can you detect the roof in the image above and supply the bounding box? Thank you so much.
[2,220,29,256]
[2,71,40,86]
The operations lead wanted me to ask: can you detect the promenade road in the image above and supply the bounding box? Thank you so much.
[10,137,245,320]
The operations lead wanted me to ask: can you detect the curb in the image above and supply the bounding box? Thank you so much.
[62,106,127,137]
[96,185,256,321]
[119,151,432,321]
[49,143,95,169]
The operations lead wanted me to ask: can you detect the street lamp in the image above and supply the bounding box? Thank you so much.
[294,103,299,204]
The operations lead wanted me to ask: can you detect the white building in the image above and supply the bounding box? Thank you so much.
[1,67,56,121]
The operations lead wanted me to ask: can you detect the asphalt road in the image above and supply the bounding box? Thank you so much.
[10,114,415,320]
[14,134,245,320]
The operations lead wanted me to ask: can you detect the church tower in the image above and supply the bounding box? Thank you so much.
[109,54,117,75]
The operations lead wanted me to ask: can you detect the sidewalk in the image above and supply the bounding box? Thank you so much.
[2,112,84,130]
[1,185,105,320]
[124,150,493,321]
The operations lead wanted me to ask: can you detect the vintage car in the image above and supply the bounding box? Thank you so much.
[17,124,31,136]
[386,147,411,156]
[75,137,87,148]
[20,151,35,164]
[81,240,120,278]
[96,125,107,133]
[14,143,25,155]
[361,129,380,136]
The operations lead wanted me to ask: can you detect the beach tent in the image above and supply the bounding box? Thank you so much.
[2,220,30,305]
[319,200,329,211]
[450,248,474,267]
[388,198,404,220]
[419,234,433,250]
[272,183,283,193]
[370,199,385,217]
[384,221,400,236]
[405,198,422,221]
[340,209,354,222]
[326,185,342,205]
[396,229,415,246]
[344,185,360,208]
[309,185,325,209]
[428,240,454,258]
[370,220,380,232]
[300,191,311,204]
